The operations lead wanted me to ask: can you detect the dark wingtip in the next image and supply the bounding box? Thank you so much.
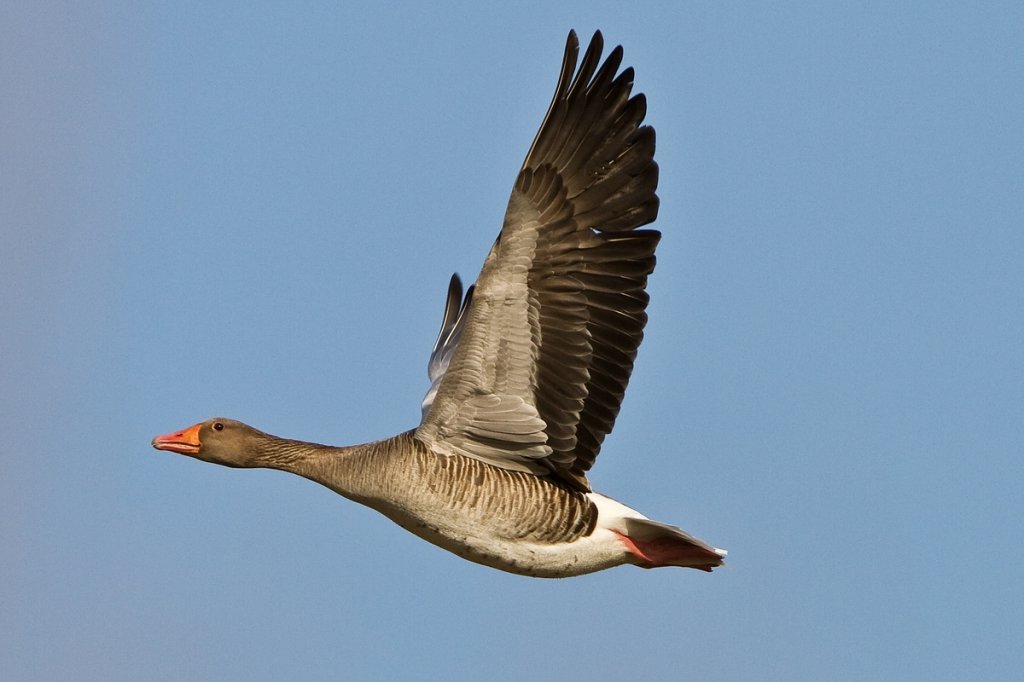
[564,30,580,62]
[448,272,463,294]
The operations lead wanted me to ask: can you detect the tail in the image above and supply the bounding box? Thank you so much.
[588,492,727,572]
[616,517,727,572]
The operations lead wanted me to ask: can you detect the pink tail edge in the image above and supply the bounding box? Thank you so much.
[613,529,727,573]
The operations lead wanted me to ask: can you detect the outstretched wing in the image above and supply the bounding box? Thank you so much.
[416,31,660,491]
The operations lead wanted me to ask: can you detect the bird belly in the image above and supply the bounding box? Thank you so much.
[335,444,640,577]
[380,504,631,578]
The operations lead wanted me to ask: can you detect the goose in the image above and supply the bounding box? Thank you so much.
[153,30,726,578]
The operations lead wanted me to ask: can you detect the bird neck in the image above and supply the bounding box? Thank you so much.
[246,431,340,471]
[251,431,390,503]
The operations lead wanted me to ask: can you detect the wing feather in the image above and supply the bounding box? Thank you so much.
[417,31,661,490]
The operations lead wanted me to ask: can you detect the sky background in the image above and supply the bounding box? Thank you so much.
[2,2,1022,680]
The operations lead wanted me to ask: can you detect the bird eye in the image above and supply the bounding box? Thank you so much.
[213,422,224,431]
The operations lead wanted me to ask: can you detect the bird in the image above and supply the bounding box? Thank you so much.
[152,30,726,578]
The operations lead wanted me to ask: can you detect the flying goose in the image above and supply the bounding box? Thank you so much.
[153,30,726,578]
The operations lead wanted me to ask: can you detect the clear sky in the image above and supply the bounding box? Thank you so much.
[3,2,1022,680]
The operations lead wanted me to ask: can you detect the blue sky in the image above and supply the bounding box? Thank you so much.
[3,2,1022,679]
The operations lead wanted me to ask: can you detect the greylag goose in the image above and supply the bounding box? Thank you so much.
[153,30,726,578]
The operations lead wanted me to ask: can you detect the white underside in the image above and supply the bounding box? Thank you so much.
[380,491,658,578]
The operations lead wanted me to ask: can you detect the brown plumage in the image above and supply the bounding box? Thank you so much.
[417,31,660,491]
[153,31,725,578]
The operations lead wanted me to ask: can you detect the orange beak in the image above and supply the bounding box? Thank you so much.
[152,423,203,455]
